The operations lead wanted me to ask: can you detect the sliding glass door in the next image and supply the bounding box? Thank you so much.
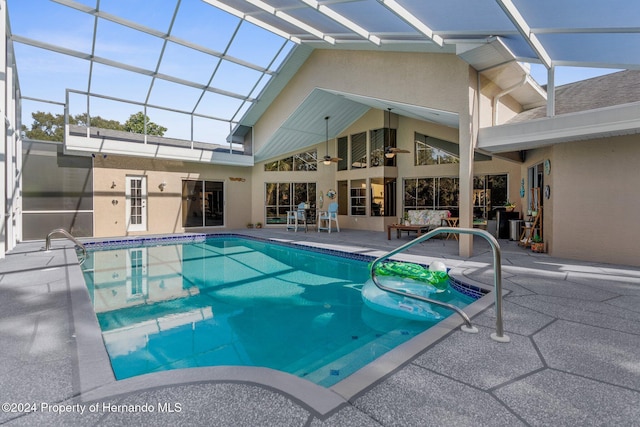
[182,180,224,227]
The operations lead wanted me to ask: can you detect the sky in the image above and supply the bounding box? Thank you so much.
[8,0,294,144]
[7,0,624,142]
[529,64,620,88]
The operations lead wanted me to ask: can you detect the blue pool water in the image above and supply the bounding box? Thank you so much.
[81,236,478,387]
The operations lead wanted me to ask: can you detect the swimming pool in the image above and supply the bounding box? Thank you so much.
[80,235,481,387]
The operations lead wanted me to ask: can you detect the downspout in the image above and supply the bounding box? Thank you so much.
[492,75,528,126]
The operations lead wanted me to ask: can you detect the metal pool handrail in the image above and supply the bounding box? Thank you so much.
[45,228,88,264]
[370,227,510,343]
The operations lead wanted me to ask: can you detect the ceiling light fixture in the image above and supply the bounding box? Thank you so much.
[384,108,410,159]
[322,116,342,165]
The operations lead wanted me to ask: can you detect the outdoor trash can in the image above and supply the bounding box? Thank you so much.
[509,220,523,241]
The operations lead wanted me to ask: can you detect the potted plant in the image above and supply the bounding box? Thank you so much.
[403,212,410,226]
[255,222,262,229]
[246,222,254,229]
[504,201,516,212]
[531,233,545,253]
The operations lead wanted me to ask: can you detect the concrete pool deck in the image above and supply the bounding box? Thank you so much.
[1,228,639,426]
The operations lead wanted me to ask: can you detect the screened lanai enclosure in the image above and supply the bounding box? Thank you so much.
[2,0,640,256]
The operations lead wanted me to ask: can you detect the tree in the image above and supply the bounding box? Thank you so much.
[23,110,168,141]
[73,113,125,131]
[23,111,66,141]
[124,112,167,137]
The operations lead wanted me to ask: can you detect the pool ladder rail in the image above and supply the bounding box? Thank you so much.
[370,227,510,343]
[45,228,88,265]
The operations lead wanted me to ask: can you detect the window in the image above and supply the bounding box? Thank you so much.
[474,174,508,219]
[264,149,317,171]
[369,128,396,167]
[337,136,348,171]
[265,182,316,224]
[403,177,459,216]
[415,133,459,165]
[182,180,224,227]
[351,132,367,169]
[370,177,396,216]
[337,180,348,215]
[350,179,367,215]
[404,174,507,219]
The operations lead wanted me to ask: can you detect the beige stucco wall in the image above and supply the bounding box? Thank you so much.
[478,74,523,128]
[551,135,639,266]
[253,49,472,155]
[92,156,251,237]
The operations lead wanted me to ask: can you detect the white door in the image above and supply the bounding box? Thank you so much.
[126,176,147,232]
[126,248,148,300]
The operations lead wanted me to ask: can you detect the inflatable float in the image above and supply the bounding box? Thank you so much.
[362,261,450,321]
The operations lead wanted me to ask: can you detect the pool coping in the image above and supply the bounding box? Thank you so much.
[71,233,500,418]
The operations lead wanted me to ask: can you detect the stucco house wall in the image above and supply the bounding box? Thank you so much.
[551,135,639,266]
[92,156,252,237]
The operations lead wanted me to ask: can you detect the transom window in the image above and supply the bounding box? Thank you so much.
[415,133,459,165]
[264,150,317,171]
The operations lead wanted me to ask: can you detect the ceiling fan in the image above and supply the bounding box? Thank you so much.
[384,108,410,158]
[322,116,342,165]
[384,146,410,157]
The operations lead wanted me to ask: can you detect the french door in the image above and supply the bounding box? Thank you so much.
[126,176,147,232]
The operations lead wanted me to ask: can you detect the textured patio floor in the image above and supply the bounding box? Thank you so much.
[1,228,639,426]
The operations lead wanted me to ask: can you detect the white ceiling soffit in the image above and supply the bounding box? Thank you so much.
[253,88,370,161]
[457,38,546,109]
[478,102,640,153]
[322,89,459,128]
[253,88,459,162]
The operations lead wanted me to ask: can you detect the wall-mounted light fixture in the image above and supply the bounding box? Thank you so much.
[111,181,116,189]
[112,199,118,206]
[158,181,167,191]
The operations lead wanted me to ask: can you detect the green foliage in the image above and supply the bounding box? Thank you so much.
[73,113,125,131]
[532,233,543,243]
[124,112,167,136]
[22,111,66,141]
[23,110,168,142]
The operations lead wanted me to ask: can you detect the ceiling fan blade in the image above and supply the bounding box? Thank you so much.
[330,157,342,162]
[385,146,410,154]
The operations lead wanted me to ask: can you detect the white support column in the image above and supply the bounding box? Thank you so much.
[546,65,556,117]
[0,0,8,257]
[5,57,14,250]
[458,69,480,257]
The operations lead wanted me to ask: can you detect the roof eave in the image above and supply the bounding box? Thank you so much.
[478,102,640,152]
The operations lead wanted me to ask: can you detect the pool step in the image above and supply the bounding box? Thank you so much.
[286,329,414,387]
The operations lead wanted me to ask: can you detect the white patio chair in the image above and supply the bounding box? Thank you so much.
[317,202,340,233]
[286,203,307,231]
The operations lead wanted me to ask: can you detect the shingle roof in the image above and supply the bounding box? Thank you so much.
[508,70,640,124]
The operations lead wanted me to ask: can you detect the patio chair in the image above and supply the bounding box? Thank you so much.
[286,203,307,231]
[318,202,340,233]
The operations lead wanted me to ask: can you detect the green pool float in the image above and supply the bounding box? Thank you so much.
[373,261,449,290]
